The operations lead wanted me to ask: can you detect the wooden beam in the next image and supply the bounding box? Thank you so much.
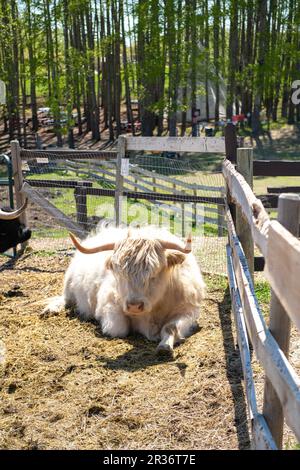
[125,136,225,153]
[227,245,276,449]
[24,179,93,189]
[21,181,87,239]
[115,136,125,226]
[224,123,238,163]
[223,159,270,257]
[225,157,300,330]
[74,183,88,231]
[263,194,300,449]
[254,160,300,177]
[227,246,257,419]
[267,186,300,194]
[265,220,300,333]
[236,148,254,278]
[20,148,117,161]
[226,207,300,442]
[252,415,278,450]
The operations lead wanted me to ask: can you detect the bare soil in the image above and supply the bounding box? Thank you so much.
[0,252,250,450]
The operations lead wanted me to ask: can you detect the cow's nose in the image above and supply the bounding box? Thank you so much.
[126,301,144,313]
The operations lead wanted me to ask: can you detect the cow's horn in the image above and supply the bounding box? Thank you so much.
[69,232,115,254]
[159,233,192,254]
[0,199,28,221]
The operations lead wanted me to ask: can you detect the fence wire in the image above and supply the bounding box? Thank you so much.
[0,156,16,260]
[18,149,227,274]
[0,159,11,209]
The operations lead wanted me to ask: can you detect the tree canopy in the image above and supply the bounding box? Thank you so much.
[0,0,299,145]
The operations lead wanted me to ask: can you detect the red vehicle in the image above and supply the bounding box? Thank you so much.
[232,114,246,123]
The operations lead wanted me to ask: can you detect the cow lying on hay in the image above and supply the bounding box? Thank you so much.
[0,200,31,253]
[44,227,206,354]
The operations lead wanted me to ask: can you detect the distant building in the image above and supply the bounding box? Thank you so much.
[177,76,228,122]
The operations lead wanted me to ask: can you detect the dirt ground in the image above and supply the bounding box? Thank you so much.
[0,251,251,450]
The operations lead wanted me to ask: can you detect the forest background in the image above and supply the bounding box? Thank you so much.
[0,0,300,148]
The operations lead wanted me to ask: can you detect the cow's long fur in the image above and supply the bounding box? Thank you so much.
[45,226,206,352]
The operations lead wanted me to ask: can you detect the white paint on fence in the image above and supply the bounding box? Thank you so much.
[265,221,300,333]
[224,159,300,333]
[226,207,300,443]
[126,136,226,153]
[121,158,130,176]
[223,159,270,257]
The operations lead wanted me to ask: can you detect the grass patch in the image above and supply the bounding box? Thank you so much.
[255,281,271,305]
[204,273,228,291]
[254,176,300,196]
[32,228,68,239]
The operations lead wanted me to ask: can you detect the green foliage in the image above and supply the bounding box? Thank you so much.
[255,281,271,306]
[1,0,300,138]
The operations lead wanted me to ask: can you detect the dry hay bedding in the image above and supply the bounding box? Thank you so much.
[0,251,250,450]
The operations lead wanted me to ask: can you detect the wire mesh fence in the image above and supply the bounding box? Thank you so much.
[16,147,227,274]
[0,154,16,259]
[0,157,11,209]
[19,150,115,252]
[126,151,227,275]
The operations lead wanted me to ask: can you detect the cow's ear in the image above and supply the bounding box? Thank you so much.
[105,255,113,270]
[166,251,185,268]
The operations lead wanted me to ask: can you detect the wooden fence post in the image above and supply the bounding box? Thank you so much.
[152,177,156,193]
[11,140,29,249]
[181,200,185,237]
[74,182,88,230]
[236,147,254,279]
[225,123,238,226]
[115,135,125,226]
[225,123,237,164]
[193,189,197,228]
[263,193,300,449]
[217,204,225,237]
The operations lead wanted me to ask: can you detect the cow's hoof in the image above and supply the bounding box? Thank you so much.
[156,344,174,357]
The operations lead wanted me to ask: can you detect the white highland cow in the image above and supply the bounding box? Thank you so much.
[44,227,206,354]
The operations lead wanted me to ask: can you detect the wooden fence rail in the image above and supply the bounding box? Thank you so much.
[224,158,300,449]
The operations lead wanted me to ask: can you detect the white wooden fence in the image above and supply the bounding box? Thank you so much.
[224,159,300,449]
